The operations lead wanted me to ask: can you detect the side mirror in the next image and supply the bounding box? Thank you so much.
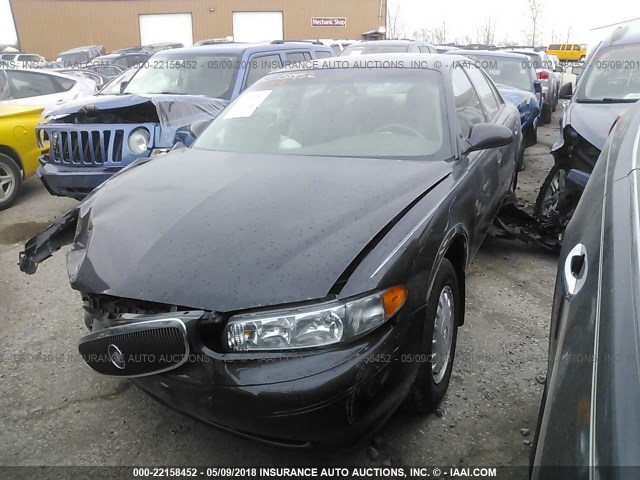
[571,66,583,76]
[559,82,573,99]
[464,123,513,153]
[566,169,590,192]
[189,119,213,139]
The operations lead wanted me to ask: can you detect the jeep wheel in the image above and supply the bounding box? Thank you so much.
[0,153,22,211]
[404,258,460,413]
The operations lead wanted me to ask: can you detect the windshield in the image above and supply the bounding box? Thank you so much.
[194,68,449,159]
[577,44,640,102]
[121,53,240,99]
[465,55,533,92]
[341,45,410,55]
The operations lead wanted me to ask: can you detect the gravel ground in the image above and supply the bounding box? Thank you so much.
[0,107,562,473]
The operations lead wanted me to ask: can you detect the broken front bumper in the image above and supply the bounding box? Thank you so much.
[38,162,122,200]
[77,308,421,448]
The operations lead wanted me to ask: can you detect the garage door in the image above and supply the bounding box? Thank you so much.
[232,12,283,42]
[139,13,193,46]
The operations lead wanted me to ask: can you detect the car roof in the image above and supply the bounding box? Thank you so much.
[2,68,83,81]
[451,49,531,60]
[350,40,426,46]
[283,52,458,71]
[163,42,332,55]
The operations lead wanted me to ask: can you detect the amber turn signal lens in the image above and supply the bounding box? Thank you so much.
[381,286,407,318]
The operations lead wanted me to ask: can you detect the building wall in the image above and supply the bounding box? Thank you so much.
[11,0,386,59]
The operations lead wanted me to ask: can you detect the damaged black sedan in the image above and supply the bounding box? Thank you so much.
[20,55,520,448]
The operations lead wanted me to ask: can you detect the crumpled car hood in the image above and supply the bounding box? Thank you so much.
[567,102,635,149]
[47,93,227,117]
[69,149,452,311]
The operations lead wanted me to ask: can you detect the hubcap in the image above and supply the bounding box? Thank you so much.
[432,285,455,384]
[0,163,16,202]
[540,169,566,217]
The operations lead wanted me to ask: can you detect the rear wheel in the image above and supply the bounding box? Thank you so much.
[404,258,460,412]
[579,55,585,62]
[0,153,22,211]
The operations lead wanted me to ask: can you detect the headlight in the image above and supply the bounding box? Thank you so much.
[127,128,150,154]
[225,286,407,352]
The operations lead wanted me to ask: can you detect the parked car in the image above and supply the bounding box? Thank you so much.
[0,52,46,65]
[315,39,355,55]
[340,40,438,55]
[56,45,105,67]
[0,68,97,109]
[451,50,542,155]
[535,25,640,221]
[510,49,560,123]
[530,100,640,480]
[0,105,45,210]
[140,43,184,55]
[19,54,521,448]
[546,43,588,62]
[36,42,333,199]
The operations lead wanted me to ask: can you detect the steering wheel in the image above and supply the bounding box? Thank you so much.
[373,123,425,138]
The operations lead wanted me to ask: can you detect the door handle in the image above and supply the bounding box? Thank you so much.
[563,243,588,298]
[56,98,65,104]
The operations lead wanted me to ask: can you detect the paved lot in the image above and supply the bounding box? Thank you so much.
[0,110,561,472]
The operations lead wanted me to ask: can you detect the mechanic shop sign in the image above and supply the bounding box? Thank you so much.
[311,17,347,27]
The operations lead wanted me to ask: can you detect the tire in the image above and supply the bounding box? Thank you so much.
[0,153,22,211]
[534,165,566,220]
[525,123,538,147]
[579,56,585,62]
[404,258,460,413]
[541,105,552,125]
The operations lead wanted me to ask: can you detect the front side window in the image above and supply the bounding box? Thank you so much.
[194,68,450,159]
[122,53,241,100]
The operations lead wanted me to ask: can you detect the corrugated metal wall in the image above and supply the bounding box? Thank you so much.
[11,0,386,59]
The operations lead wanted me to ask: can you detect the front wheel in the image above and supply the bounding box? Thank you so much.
[541,105,553,125]
[403,258,460,413]
[534,165,566,220]
[0,153,22,211]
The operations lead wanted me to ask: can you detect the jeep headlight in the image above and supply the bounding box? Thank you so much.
[224,286,406,351]
[128,128,150,154]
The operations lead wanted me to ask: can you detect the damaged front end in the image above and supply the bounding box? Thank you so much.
[36,94,226,199]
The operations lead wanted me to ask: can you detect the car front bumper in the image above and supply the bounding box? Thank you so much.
[78,308,423,448]
[37,162,120,200]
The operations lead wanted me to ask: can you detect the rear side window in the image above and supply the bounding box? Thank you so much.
[285,52,308,66]
[465,66,499,119]
[245,54,283,88]
[451,68,486,137]
[55,76,76,91]
[315,51,332,59]
[573,45,581,51]
[5,71,63,98]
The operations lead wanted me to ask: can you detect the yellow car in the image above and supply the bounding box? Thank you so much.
[0,105,45,210]
[546,43,588,62]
